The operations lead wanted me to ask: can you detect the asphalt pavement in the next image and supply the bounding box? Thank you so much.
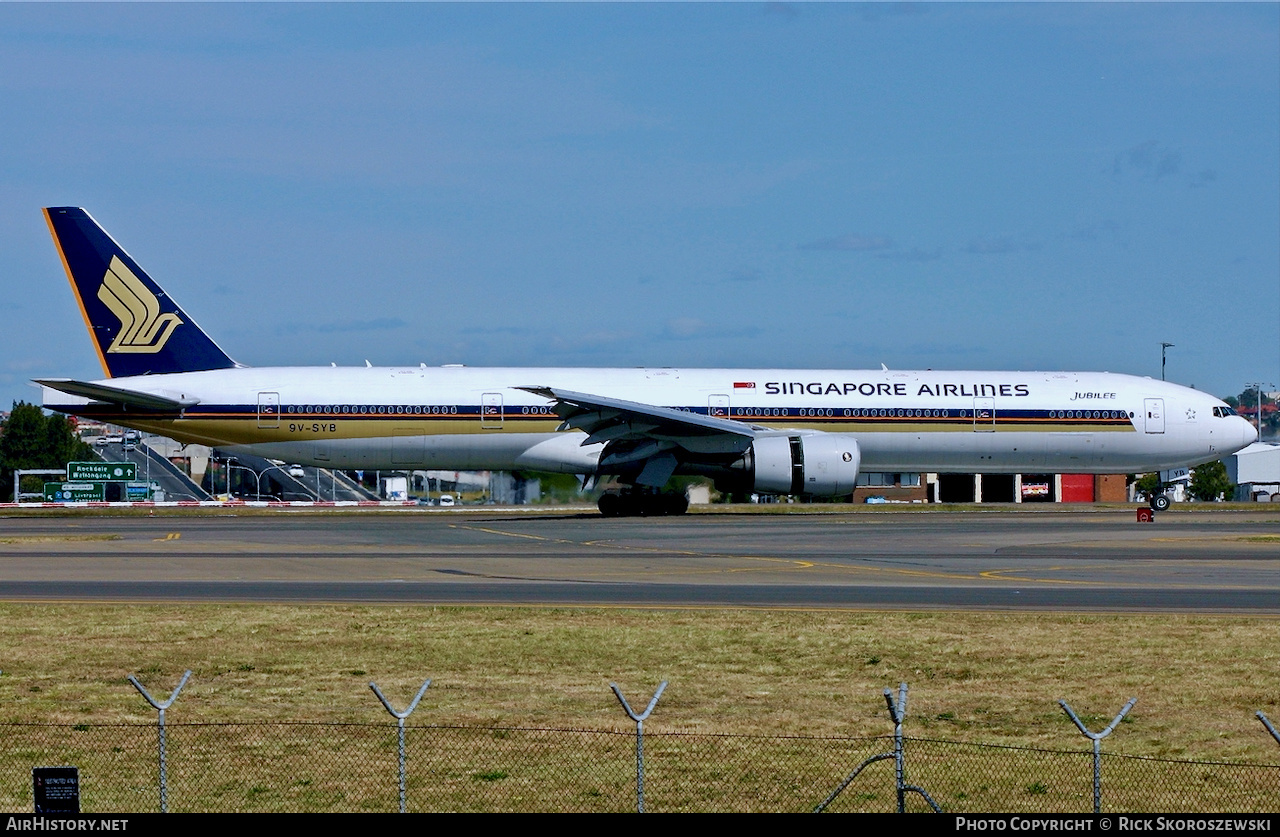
[0,507,1275,611]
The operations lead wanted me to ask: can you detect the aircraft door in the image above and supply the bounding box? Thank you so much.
[972,397,995,432]
[709,394,730,418]
[1144,398,1165,434]
[481,393,503,429]
[258,392,280,429]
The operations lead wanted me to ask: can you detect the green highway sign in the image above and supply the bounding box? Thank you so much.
[68,461,137,482]
[43,482,105,502]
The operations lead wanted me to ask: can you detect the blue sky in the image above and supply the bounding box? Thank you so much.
[2,3,1277,409]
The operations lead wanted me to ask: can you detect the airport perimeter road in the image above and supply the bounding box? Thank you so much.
[0,508,1277,611]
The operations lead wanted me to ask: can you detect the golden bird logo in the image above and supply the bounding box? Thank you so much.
[97,256,182,353]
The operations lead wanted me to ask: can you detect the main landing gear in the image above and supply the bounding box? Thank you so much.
[597,489,689,517]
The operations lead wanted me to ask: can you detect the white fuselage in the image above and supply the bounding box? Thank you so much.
[43,366,1257,477]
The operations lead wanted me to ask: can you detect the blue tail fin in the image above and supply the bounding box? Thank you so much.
[44,207,238,378]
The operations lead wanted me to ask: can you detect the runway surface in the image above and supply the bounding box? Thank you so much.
[0,507,1277,611]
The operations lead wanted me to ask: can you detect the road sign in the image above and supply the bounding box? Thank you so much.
[43,482,105,502]
[125,481,153,500]
[67,461,137,482]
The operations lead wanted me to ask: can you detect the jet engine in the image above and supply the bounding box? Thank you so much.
[735,433,861,497]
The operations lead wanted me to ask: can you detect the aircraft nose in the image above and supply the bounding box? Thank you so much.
[1239,416,1259,448]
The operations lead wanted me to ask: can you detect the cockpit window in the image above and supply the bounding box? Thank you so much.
[1212,406,1238,418]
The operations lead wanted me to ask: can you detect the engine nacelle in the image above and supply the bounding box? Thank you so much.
[750,433,860,497]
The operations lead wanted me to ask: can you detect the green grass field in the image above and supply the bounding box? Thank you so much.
[0,604,1276,811]
[0,604,1275,758]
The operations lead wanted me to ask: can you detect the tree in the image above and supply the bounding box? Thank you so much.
[0,402,95,500]
[1235,386,1274,409]
[1133,472,1162,499]
[1188,460,1233,502]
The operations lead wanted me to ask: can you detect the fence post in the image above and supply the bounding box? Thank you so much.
[884,682,941,813]
[1258,712,1280,747]
[128,670,191,813]
[370,678,432,813]
[1058,696,1136,814]
[886,682,908,813]
[611,680,666,813]
[814,681,939,813]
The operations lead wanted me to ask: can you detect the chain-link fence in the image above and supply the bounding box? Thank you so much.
[0,721,1276,812]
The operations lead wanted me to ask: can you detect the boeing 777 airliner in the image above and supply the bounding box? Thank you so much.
[36,208,1256,514]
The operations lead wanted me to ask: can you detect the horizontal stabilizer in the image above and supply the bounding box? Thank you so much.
[35,378,198,412]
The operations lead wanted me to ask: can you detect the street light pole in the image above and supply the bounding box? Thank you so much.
[225,463,262,500]
[257,463,292,501]
[1245,381,1274,441]
[1160,342,1174,381]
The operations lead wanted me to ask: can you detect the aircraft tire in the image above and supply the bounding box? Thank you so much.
[598,493,622,517]
[1151,493,1171,512]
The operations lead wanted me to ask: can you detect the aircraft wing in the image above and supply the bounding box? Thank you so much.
[519,385,764,488]
[35,378,199,412]
[519,386,761,451]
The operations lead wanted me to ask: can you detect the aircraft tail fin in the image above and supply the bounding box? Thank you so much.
[43,207,238,378]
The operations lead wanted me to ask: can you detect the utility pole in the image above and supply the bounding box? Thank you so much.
[1160,342,1174,381]
[1245,381,1274,441]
